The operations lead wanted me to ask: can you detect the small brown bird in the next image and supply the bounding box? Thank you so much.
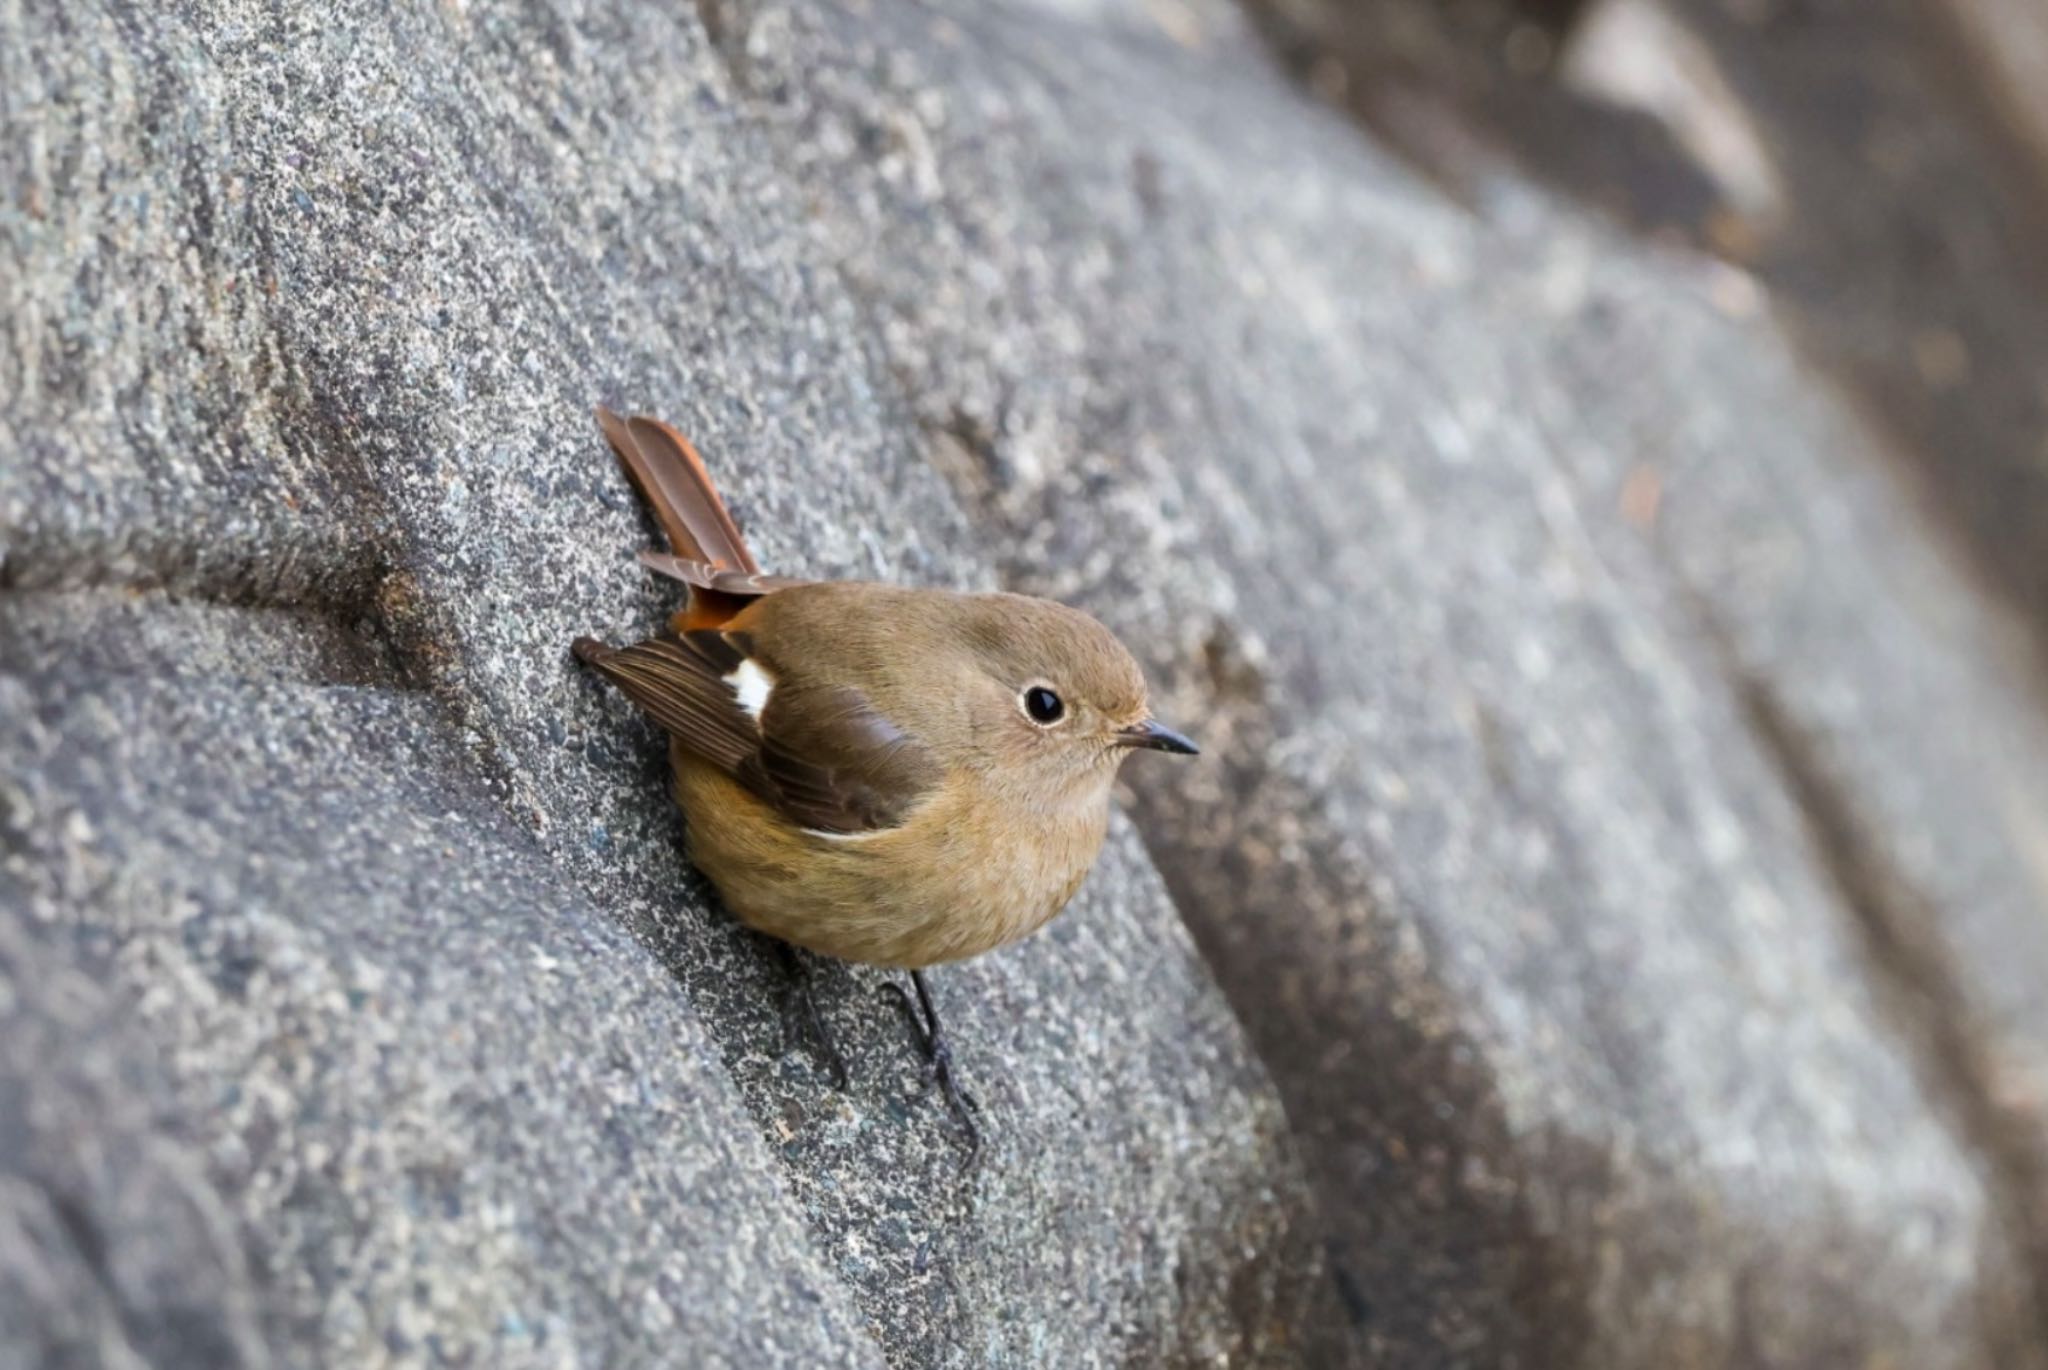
[574,408,1196,1147]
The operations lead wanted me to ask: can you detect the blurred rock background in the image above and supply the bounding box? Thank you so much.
[6,0,2048,1366]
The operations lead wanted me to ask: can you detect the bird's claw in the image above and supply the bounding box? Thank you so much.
[925,1040,982,1160]
[879,976,981,1160]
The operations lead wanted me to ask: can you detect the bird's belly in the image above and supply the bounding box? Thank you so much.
[671,753,1105,968]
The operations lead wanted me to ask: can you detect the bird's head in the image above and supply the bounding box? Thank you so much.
[942,593,1197,801]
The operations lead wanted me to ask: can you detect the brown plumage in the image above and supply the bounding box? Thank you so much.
[574,408,1196,1139]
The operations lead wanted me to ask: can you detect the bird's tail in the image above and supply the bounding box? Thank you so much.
[594,406,760,574]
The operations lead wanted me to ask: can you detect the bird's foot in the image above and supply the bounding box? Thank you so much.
[881,970,980,1161]
[776,944,849,1089]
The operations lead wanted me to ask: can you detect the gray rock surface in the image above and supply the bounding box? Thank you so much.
[0,669,881,1368]
[713,0,2048,1363]
[8,0,2048,1366]
[3,1,1327,1365]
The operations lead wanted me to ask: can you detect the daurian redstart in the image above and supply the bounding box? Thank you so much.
[574,408,1196,1148]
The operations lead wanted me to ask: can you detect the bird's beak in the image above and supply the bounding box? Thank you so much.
[1115,718,1200,756]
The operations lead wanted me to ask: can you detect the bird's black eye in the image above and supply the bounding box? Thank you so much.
[1023,685,1066,725]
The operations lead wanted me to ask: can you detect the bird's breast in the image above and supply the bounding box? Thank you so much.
[888,781,1110,960]
[672,751,1111,967]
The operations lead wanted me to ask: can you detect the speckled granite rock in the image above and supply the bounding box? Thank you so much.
[0,670,882,1368]
[10,0,2048,1365]
[1,1,1328,1365]
[705,0,2048,1364]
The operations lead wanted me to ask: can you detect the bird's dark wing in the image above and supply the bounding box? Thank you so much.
[572,630,940,835]
[572,635,757,775]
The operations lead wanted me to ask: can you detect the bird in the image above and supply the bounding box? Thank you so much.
[572,407,1197,1151]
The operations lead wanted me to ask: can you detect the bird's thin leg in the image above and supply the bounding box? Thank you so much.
[881,969,980,1157]
[775,942,849,1089]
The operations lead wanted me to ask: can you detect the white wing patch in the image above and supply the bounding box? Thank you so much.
[803,826,886,844]
[725,658,775,721]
